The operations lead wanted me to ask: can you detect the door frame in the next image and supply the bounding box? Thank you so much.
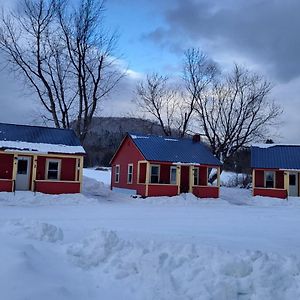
[15,156,32,191]
[288,172,299,197]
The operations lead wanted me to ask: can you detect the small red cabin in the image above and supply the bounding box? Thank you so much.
[0,123,85,194]
[251,144,300,199]
[110,133,222,198]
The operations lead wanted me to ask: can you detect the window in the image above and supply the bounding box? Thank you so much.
[150,165,160,183]
[170,166,177,184]
[193,167,199,185]
[127,164,133,184]
[290,174,296,186]
[115,165,120,183]
[46,159,61,180]
[264,171,275,188]
[17,159,28,175]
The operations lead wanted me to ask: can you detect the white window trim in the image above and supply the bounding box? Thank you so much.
[150,164,160,184]
[170,166,177,184]
[127,164,133,184]
[45,159,61,181]
[115,165,120,183]
[264,171,275,188]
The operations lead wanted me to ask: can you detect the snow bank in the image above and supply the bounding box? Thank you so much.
[220,171,249,187]
[2,220,63,242]
[83,176,111,197]
[0,191,92,206]
[141,193,229,206]
[67,229,300,300]
[83,168,111,185]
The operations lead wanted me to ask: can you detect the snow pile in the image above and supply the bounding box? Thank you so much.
[67,229,300,299]
[0,191,92,206]
[83,168,111,185]
[67,229,125,269]
[83,176,111,197]
[1,140,85,154]
[220,171,249,187]
[2,220,63,242]
[141,193,229,206]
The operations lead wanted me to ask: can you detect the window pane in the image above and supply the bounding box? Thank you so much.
[150,166,159,183]
[48,162,58,171]
[17,160,28,175]
[127,165,133,183]
[151,166,159,175]
[48,170,58,180]
[115,166,120,182]
[265,172,274,188]
[170,167,177,184]
[290,174,296,186]
[47,161,59,180]
[193,168,199,185]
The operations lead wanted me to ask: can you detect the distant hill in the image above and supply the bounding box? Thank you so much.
[82,117,165,166]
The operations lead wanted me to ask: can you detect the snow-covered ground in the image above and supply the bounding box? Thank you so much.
[1,168,300,299]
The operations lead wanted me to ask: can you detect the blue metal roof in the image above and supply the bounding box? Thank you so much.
[129,133,222,166]
[0,123,81,146]
[251,145,300,169]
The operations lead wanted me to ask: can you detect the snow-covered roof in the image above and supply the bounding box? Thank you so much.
[252,143,300,148]
[0,123,85,155]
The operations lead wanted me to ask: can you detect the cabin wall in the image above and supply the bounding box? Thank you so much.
[111,136,145,195]
[0,153,14,179]
[35,181,80,194]
[253,168,287,199]
[193,186,219,198]
[36,156,76,181]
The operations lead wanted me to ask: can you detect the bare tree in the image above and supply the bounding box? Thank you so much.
[0,0,123,142]
[57,0,124,142]
[135,49,218,138]
[184,50,281,176]
[135,73,179,136]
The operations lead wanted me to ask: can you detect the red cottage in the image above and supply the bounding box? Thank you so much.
[110,133,222,198]
[251,144,300,199]
[0,123,85,194]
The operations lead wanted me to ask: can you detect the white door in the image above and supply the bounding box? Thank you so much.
[289,172,298,197]
[15,157,32,191]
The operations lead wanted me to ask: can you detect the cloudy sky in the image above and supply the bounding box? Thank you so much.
[0,0,299,142]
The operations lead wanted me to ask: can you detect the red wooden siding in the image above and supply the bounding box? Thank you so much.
[199,167,207,185]
[148,184,178,197]
[193,186,219,198]
[253,169,287,199]
[139,163,147,183]
[180,166,189,193]
[36,156,46,180]
[111,136,145,193]
[35,181,80,194]
[160,164,171,184]
[275,171,284,189]
[254,170,264,187]
[0,153,13,179]
[61,158,76,181]
[0,180,13,192]
[36,156,76,181]
[253,187,287,199]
